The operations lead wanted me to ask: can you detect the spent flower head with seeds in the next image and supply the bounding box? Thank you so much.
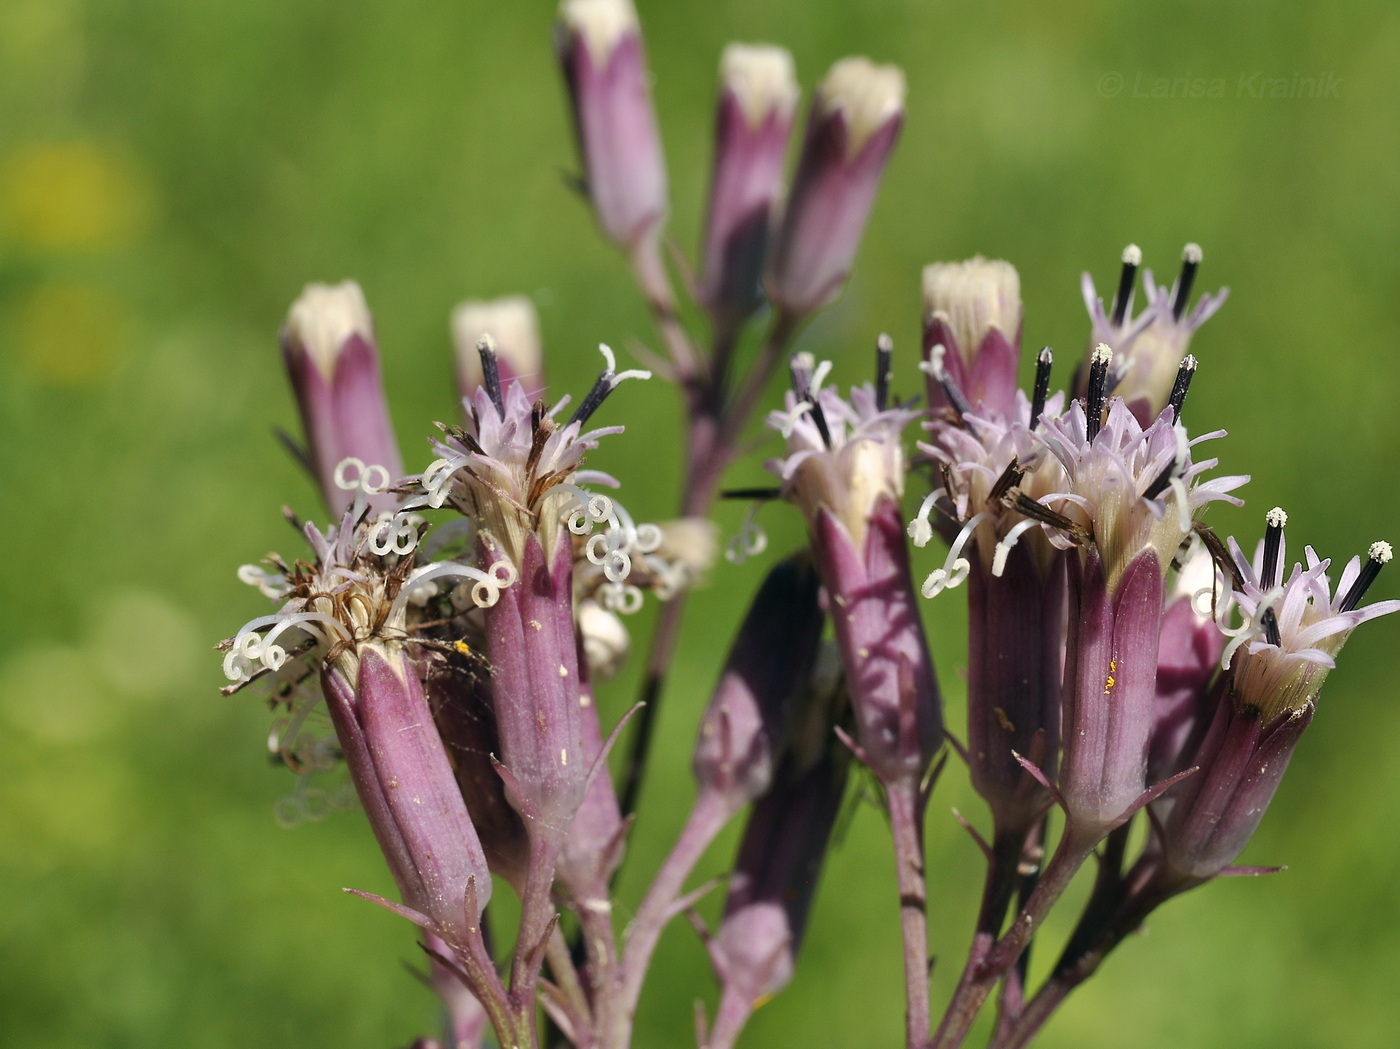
[222,494,437,692]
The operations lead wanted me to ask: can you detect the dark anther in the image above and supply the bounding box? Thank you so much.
[789,355,833,448]
[989,459,1024,504]
[569,371,615,427]
[875,333,893,411]
[1338,544,1390,613]
[1143,459,1176,500]
[1030,347,1053,430]
[477,336,505,417]
[1085,346,1111,442]
[1111,245,1141,327]
[1261,607,1281,647]
[721,487,784,501]
[1172,243,1201,321]
[1194,524,1245,591]
[1261,510,1286,589]
[1166,355,1197,424]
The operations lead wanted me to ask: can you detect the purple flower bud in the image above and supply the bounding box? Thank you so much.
[451,296,545,406]
[699,44,799,330]
[281,281,403,516]
[556,0,669,249]
[322,643,492,941]
[913,390,1070,829]
[767,57,905,315]
[1159,527,1399,883]
[693,552,825,809]
[224,511,491,940]
[710,686,849,1031]
[1031,371,1238,838]
[556,668,626,901]
[922,258,1022,418]
[965,549,1066,834]
[818,501,942,786]
[426,655,530,893]
[482,528,588,840]
[1158,695,1311,886]
[767,368,941,786]
[1058,547,1166,834]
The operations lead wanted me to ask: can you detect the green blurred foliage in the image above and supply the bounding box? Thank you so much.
[3,1,1400,1046]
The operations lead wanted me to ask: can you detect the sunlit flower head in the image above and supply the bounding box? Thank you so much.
[766,347,919,547]
[1092,244,1228,424]
[912,378,1069,585]
[1035,350,1246,590]
[416,344,650,579]
[1218,514,1400,720]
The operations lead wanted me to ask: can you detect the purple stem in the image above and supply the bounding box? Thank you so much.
[987,879,1169,1049]
[887,778,932,1049]
[930,825,1098,1049]
[706,985,755,1049]
[615,789,732,1044]
[617,300,798,820]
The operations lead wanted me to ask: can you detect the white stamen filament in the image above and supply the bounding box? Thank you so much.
[725,503,768,564]
[421,457,461,508]
[586,532,633,583]
[238,564,289,599]
[774,399,814,438]
[1219,584,1287,670]
[333,457,391,494]
[597,342,652,387]
[992,518,1041,577]
[391,560,518,619]
[908,491,942,548]
[369,513,422,557]
[559,484,614,535]
[224,612,353,682]
[1168,476,1192,533]
[599,581,644,615]
[921,512,990,598]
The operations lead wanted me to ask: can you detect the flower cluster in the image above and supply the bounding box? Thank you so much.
[215,6,1396,1049]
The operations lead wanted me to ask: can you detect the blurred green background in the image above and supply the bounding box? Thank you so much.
[4,0,1400,1046]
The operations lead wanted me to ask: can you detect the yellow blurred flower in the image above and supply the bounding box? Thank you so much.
[0,140,148,252]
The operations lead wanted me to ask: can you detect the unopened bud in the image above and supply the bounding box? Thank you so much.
[557,0,669,248]
[452,296,544,405]
[700,44,799,328]
[693,553,825,809]
[767,57,904,315]
[281,281,403,516]
[921,257,1022,416]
